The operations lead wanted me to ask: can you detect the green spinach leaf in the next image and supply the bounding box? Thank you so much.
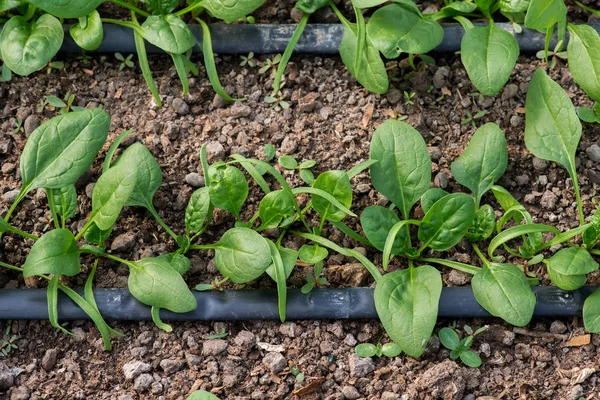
[524,0,566,31]
[548,247,598,275]
[213,228,271,283]
[69,10,103,51]
[258,190,294,230]
[418,193,475,251]
[466,204,495,242]
[185,187,213,234]
[91,159,137,230]
[27,0,104,18]
[567,24,600,103]
[312,170,353,223]
[203,0,265,23]
[208,163,248,219]
[23,229,80,277]
[360,205,407,254]
[142,15,195,54]
[420,188,448,214]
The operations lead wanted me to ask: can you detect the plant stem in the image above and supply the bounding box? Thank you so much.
[272,14,309,95]
[46,189,61,229]
[189,244,215,251]
[572,175,585,226]
[0,261,22,273]
[110,0,151,17]
[176,0,205,16]
[472,243,490,267]
[148,205,179,242]
[420,258,481,275]
[101,18,144,35]
[574,0,600,17]
[80,247,134,267]
[2,224,38,241]
[74,218,95,241]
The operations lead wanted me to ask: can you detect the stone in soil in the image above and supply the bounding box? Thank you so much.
[349,354,375,378]
[185,172,205,187]
[202,339,228,356]
[41,348,58,371]
[0,363,14,390]
[123,361,151,381]
[110,232,137,252]
[133,373,154,393]
[262,352,287,374]
[160,358,186,375]
[586,144,600,162]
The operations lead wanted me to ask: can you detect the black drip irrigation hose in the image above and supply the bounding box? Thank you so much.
[21,22,596,55]
[0,286,595,321]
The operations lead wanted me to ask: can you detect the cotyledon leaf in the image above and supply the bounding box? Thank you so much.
[567,24,600,103]
[374,266,442,357]
[460,23,519,96]
[20,109,110,192]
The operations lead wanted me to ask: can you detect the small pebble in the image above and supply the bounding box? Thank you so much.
[586,144,600,162]
[41,348,58,371]
[532,157,548,171]
[172,98,189,115]
[550,320,567,334]
[185,172,205,188]
[386,89,402,105]
[2,189,19,203]
[262,352,287,374]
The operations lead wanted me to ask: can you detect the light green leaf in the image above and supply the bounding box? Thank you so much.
[298,244,328,264]
[141,15,195,54]
[567,24,600,103]
[524,0,566,30]
[27,0,104,18]
[525,68,581,179]
[460,351,482,367]
[547,265,586,291]
[0,0,21,12]
[499,0,529,13]
[312,170,353,223]
[207,163,248,219]
[0,14,64,76]
[91,160,137,231]
[69,10,103,51]
[213,228,272,283]
[258,190,295,230]
[374,266,442,357]
[360,205,407,253]
[267,240,287,322]
[369,119,431,219]
[128,257,197,313]
[381,342,402,357]
[584,288,600,332]
[203,0,265,23]
[548,247,598,275]
[367,4,443,58]
[49,185,78,221]
[20,109,110,192]
[460,24,519,96]
[266,247,297,281]
[155,253,191,276]
[472,263,535,326]
[23,229,80,277]
[112,143,161,209]
[185,187,213,234]
[451,123,508,204]
[418,193,475,251]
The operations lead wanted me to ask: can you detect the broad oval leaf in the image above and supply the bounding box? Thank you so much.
[460,351,482,367]
[208,163,249,219]
[21,109,110,192]
[258,190,294,230]
[460,24,519,96]
[472,263,535,326]
[466,204,495,242]
[155,253,191,276]
[370,120,431,219]
[185,187,213,234]
[312,170,353,223]
[548,265,586,291]
[69,10,103,51]
[499,0,529,13]
[367,4,443,58]
[438,327,460,350]
[381,342,402,357]
[128,257,197,313]
[525,68,581,178]
[584,288,600,332]
[91,160,137,231]
[421,188,449,214]
[451,123,508,204]
[360,205,407,254]
[214,228,271,283]
[295,0,328,14]
[567,24,600,103]
[339,22,388,94]
[0,14,63,76]
[83,222,112,245]
[203,0,266,23]
[23,229,80,277]
[113,143,162,209]
[374,266,442,357]
[186,391,221,400]
[548,247,599,276]
[583,207,600,249]
[26,0,104,18]
[141,15,195,54]
[355,343,378,357]
[0,0,22,12]
[145,0,178,14]
[298,244,328,264]
[49,185,78,221]
[524,0,566,31]
[418,193,475,251]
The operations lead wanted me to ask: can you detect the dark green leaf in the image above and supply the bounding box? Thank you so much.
[208,164,248,219]
[50,185,78,221]
[460,351,482,367]
[438,327,460,350]
[145,0,178,14]
[0,0,21,12]
[548,247,598,275]
[418,193,475,251]
[213,228,272,283]
[360,205,407,254]
[203,0,265,23]
[23,229,80,277]
[466,204,495,242]
[112,143,162,209]
[421,188,448,214]
[295,0,328,14]
[266,247,297,281]
[142,15,195,54]
[267,241,287,322]
[185,187,213,234]
[258,190,294,230]
[69,10,103,51]
[27,0,103,18]
[312,170,353,223]
[547,265,586,291]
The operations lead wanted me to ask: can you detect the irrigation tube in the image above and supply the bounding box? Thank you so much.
[0,286,595,321]
[0,22,590,55]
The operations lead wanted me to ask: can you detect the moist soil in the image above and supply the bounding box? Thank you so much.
[2,36,600,399]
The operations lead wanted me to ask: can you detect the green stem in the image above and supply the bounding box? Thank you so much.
[101,18,144,35]
[176,0,205,16]
[272,14,309,95]
[132,12,162,107]
[574,0,600,17]
[572,174,585,226]
[80,247,134,267]
[454,16,474,31]
[544,26,552,64]
[591,249,600,256]
[189,244,215,251]
[331,220,372,247]
[74,218,95,241]
[3,187,27,228]
[23,4,36,20]
[420,258,481,275]
[148,205,179,242]
[472,243,490,267]
[0,261,22,273]
[2,224,38,241]
[328,1,350,28]
[110,0,151,17]
[46,189,61,229]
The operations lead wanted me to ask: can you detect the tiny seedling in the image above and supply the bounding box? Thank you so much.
[264,144,276,161]
[1,323,18,356]
[264,92,290,109]
[577,102,600,124]
[536,39,567,69]
[41,93,84,114]
[438,325,487,367]
[115,53,134,71]
[76,51,92,65]
[404,91,416,105]
[46,61,64,75]
[355,342,402,358]
[259,54,282,74]
[12,118,23,134]
[461,109,489,127]
[208,330,229,339]
[240,52,256,67]
[290,365,305,382]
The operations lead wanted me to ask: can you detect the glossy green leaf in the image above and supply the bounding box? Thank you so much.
[433,2,478,19]
[421,188,448,214]
[460,24,519,96]
[367,4,443,58]
[84,223,112,245]
[258,190,295,230]
[360,205,407,254]
[155,253,191,276]
[0,15,63,76]
[278,155,298,170]
[381,343,402,357]
[583,288,600,332]
[128,257,197,313]
[475,0,493,17]
[185,187,213,234]
[472,263,535,326]
[23,229,80,277]
[548,247,598,275]
[312,170,353,223]
[207,163,248,219]
[583,207,600,249]
[351,0,387,7]
[525,68,581,179]
[298,244,328,264]
[20,109,110,192]
[141,15,195,54]
[266,247,297,281]
[295,0,327,13]
[203,0,265,23]
[567,24,600,103]
[418,193,475,251]
[374,266,442,357]
[499,0,529,13]
[438,327,460,350]
[355,343,377,357]
[370,119,431,219]
[466,204,495,242]
[460,351,482,367]
[69,10,103,51]
[213,228,272,283]
[50,185,78,221]
[267,240,287,322]
[146,0,178,14]
[339,20,388,94]
[91,159,137,231]
[524,0,566,30]
[27,0,103,18]
[547,265,586,291]
[112,144,160,210]
[451,123,508,204]
[0,0,21,12]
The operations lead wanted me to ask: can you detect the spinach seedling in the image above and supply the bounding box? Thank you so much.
[186,391,220,400]
[290,365,305,382]
[439,325,487,368]
[577,103,600,124]
[264,92,290,110]
[355,342,402,358]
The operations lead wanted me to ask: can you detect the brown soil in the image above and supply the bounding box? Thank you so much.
[1,29,600,400]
